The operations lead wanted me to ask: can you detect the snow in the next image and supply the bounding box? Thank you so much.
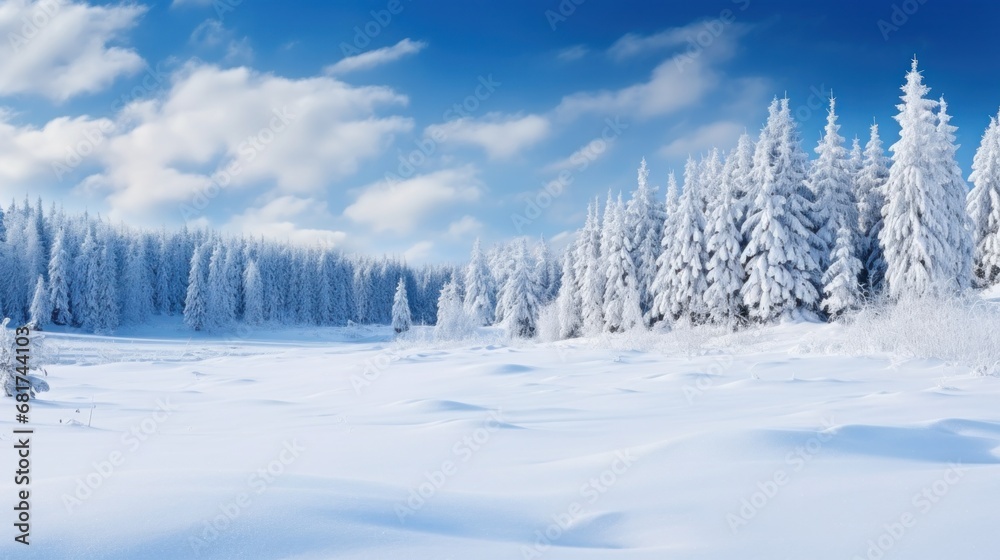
[3,318,999,559]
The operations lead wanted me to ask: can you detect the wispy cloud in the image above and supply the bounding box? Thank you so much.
[325,38,427,76]
[557,45,588,61]
[426,113,550,160]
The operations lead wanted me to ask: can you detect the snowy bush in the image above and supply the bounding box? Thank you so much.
[0,319,50,398]
[435,280,477,341]
[838,295,1000,375]
[535,302,562,343]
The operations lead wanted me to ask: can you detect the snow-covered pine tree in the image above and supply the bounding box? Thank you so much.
[934,97,974,291]
[725,134,754,237]
[184,243,210,331]
[967,114,1000,286]
[856,123,890,292]
[808,96,858,274]
[741,97,821,321]
[29,276,49,329]
[821,225,864,317]
[649,172,679,325]
[704,155,745,326]
[881,59,969,299]
[665,157,709,323]
[243,259,264,325]
[435,277,475,339]
[90,238,120,334]
[121,237,153,324]
[47,226,71,325]
[391,277,412,333]
[534,237,560,304]
[602,194,644,332]
[625,158,665,321]
[555,244,582,338]
[463,238,495,326]
[576,198,604,334]
[496,238,542,338]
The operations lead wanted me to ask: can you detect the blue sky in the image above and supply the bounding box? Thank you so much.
[1,0,998,263]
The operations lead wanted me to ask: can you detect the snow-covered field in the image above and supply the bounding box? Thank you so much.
[3,318,999,559]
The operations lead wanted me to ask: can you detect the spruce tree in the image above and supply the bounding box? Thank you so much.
[856,123,890,292]
[496,238,541,338]
[391,277,412,333]
[968,114,1000,286]
[463,238,495,326]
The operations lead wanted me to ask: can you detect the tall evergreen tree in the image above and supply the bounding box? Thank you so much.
[47,227,72,326]
[625,158,665,320]
[391,277,412,333]
[808,96,858,274]
[881,59,969,299]
[243,259,264,326]
[555,244,582,338]
[463,238,495,326]
[184,243,210,331]
[29,276,49,329]
[741,98,820,321]
[704,153,746,326]
[968,113,1000,286]
[602,194,644,332]
[856,123,890,292]
[496,238,541,338]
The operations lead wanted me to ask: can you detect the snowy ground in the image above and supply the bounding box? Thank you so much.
[2,318,999,559]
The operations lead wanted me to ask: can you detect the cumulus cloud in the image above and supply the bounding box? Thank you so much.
[224,195,348,247]
[0,0,146,101]
[0,111,113,185]
[324,38,427,76]
[86,63,412,221]
[344,167,482,234]
[426,112,550,160]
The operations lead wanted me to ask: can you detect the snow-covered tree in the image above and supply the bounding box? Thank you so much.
[934,97,974,291]
[28,276,50,329]
[968,114,1000,286]
[496,238,542,338]
[649,172,680,325]
[741,97,821,321]
[555,245,582,338]
[662,157,710,323]
[184,243,210,331]
[575,199,604,334]
[243,259,264,325]
[121,237,153,324]
[856,123,890,292]
[435,278,475,339]
[602,194,644,332]
[821,225,864,318]
[47,227,71,325]
[808,96,858,274]
[704,153,746,325]
[463,238,494,326]
[727,133,755,238]
[391,277,412,333]
[881,59,970,299]
[625,158,665,319]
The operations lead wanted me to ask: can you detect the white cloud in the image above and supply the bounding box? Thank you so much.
[88,63,412,221]
[660,120,744,158]
[344,167,482,234]
[190,19,253,63]
[426,113,550,160]
[403,240,434,263]
[446,215,482,238]
[0,111,113,185]
[0,0,146,101]
[324,38,427,76]
[555,56,717,120]
[608,21,748,60]
[557,45,588,61]
[544,137,614,172]
[224,195,348,247]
